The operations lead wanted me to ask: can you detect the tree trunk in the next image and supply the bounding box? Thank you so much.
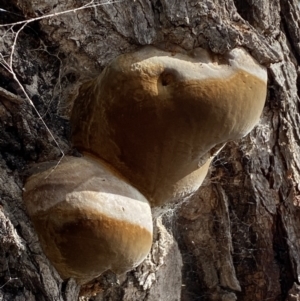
[1,0,300,300]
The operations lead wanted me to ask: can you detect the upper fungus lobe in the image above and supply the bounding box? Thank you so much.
[71,46,267,206]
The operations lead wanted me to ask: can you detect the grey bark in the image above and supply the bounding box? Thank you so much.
[0,0,300,300]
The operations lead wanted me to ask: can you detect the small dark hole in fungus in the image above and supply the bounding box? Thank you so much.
[160,71,176,86]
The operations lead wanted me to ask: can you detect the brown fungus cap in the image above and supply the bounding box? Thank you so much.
[23,155,153,284]
[71,46,267,207]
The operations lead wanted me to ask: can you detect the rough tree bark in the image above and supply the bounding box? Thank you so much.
[0,0,300,300]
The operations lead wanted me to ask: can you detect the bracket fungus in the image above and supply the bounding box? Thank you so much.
[24,155,153,284]
[71,46,267,206]
[23,46,267,284]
